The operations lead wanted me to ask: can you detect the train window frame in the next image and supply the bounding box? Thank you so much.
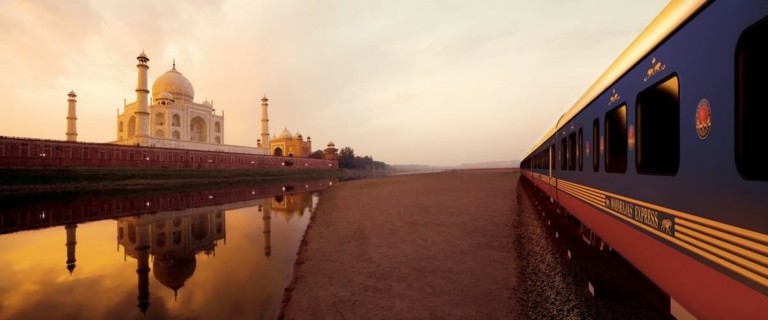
[550,144,555,172]
[561,137,568,171]
[568,132,577,171]
[636,73,680,176]
[578,128,584,171]
[592,118,600,172]
[605,104,628,173]
[736,16,768,180]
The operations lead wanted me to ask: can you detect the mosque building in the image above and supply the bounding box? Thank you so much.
[267,127,312,157]
[107,51,336,158]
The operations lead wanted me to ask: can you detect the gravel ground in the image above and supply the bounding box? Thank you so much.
[279,169,669,320]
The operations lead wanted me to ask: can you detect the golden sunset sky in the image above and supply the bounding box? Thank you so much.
[0,0,667,166]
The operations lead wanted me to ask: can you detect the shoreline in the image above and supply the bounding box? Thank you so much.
[0,167,344,197]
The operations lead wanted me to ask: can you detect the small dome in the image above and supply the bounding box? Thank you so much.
[327,141,335,147]
[278,127,293,139]
[152,65,194,102]
[68,90,76,96]
[157,91,174,101]
[202,100,211,107]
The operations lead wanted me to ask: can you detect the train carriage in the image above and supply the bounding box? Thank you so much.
[521,1,768,318]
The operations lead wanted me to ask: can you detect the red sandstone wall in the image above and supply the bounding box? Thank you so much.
[0,136,338,170]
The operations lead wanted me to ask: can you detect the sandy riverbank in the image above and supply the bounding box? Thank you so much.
[0,168,344,196]
[279,169,520,319]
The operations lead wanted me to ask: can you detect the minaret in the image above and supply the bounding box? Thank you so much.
[135,51,150,139]
[65,224,77,274]
[66,91,78,142]
[260,95,270,150]
[135,216,151,314]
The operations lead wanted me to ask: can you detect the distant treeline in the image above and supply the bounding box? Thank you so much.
[309,146,387,171]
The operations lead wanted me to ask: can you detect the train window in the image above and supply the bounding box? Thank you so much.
[568,132,576,171]
[561,138,567,170]
[592,118,600,172]
[539,151,543,169]
[736,17,768,180]
[605,104,627,173]
[636,74,680,175]
[578,128,584,171]
[538,151,541,169]
[536,152,544,169]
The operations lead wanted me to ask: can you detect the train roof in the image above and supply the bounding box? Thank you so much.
[526,0,708,157]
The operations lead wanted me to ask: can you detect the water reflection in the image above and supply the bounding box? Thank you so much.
[0,179,334,320]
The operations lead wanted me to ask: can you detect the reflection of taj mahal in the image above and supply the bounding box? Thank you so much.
[106,193,315,313]
[116,211,226,312]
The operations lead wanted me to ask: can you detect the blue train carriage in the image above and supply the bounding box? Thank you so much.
[521,1,768,318]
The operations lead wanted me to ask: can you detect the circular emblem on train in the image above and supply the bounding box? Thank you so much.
[696,99,712,139]
[628,125,635,151]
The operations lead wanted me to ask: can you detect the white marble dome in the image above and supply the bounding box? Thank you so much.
[152,66,194,102]
[156,91,174,101]
[278,127,293,139]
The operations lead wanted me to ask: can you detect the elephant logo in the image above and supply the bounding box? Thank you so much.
[643,57,666,82]
[661,219,674,235]
[609,88,621,105]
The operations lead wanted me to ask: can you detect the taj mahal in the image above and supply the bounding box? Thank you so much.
[83,50,334,158]
[0,50,339,170]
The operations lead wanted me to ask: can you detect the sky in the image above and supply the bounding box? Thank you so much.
[0,0,668,166]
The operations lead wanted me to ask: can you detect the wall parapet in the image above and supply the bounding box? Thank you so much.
[0,136,337,170]
[113,136,269,155]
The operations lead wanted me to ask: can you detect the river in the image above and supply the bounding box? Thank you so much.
[0,178,336,320]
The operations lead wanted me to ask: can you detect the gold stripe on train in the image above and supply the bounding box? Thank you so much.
[675,233,768,287]
[558,184,603,205]
[558,179,767,260]
[597,197,768,288]
[559,179,767,246]
[554,178,768,287]
[676,220,768,258]
[676,224,768,274]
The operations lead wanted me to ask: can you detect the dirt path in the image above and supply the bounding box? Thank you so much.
[280,169,520,320]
